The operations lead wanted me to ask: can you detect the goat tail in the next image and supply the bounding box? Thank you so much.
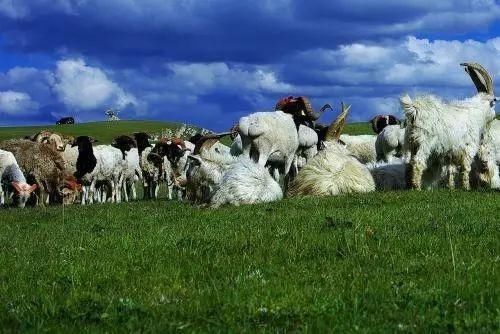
[399,95,413,114]
[400,94,417,126]
[238,117,265,138]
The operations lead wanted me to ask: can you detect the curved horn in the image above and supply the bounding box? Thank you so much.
[319,103,333,113]
[461,62,494,95]
[325,102,350,141]
[299,96,322,121]
[193,132,232,155]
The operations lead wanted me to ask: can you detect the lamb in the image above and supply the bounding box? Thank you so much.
[287,103,376,197]
[375,125,406,163]
[147,137,193,200]
[401,62,498,190]
[237,110,299,184]
[0,140,65,205]
[72,136,124,204]
[0,149,37,207]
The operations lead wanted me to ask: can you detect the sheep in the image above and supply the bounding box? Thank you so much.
[338,134,377,163]
[401,62,498,190]
[0,140,65,205]
[370,115,400,134]
[0,149,37,207]
[29,130,66,151]
[61,175,82,205]
[111,135,141,202]
[133,132,162,199]
[287,103,376,197]
[237,110,299,185]
[72,136,124,204]
[375,125,406,163]
[140,146,162,199]
[147,137,193,200]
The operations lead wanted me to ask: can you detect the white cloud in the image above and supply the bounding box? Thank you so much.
[0,90,38,115]
[53,58,137,111]
[166,62,292,94]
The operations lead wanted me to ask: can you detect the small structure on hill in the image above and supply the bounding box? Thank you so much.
[105,108,120,121]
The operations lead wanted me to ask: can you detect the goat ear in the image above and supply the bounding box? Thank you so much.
[11,182,22,193]
[28,184,37,193]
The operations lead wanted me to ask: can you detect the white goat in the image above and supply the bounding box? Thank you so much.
[338,134,377,163]
[288,141,375,197]
[185,148,282,207]
[238,110,299,183]
[402,63,498,190]
[375,125,406,163]
[295,124,318,169]
[287,103,376,197]
[121,148,141,202]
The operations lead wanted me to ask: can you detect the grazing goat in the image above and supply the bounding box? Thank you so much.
[0,149,37,207]
[402,62,498,190]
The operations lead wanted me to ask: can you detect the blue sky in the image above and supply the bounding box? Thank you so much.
[0,0,500,130]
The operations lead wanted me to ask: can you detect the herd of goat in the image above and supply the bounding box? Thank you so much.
[1,62,499,209]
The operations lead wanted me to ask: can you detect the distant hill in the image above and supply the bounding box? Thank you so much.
[0,120,374,144]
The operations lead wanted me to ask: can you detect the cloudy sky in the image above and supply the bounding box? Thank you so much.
[1,0,500,130]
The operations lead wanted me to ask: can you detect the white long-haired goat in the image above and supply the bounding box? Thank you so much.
[287,103,376,197]
[401,62,499,190]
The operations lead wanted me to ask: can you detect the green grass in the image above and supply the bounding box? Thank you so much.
[0,191,498,332]
[0,120,374,144]
[0,120,497,332]
[0,120,182,144]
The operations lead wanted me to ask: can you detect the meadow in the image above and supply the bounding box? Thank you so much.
[0,121,498,332]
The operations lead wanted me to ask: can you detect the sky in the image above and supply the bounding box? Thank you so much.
[1,0,500,130]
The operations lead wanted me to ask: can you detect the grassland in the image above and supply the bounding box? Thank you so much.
[0,120,498,332]
[0,120,373,144]
[0,120,180,144]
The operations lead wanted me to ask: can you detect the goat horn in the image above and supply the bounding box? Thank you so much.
[325,102,350,141]
[193,132,231,155]
[319,103,333,113]
[300,96,322,121]
[461,62,494,95]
